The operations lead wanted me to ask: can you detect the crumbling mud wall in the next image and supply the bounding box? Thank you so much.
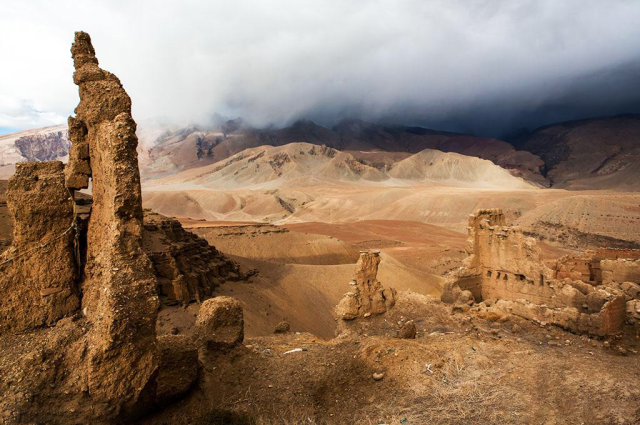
[443,209,628,336]
[143,210,243,305]
[601,259,640,286]
[336,251,396,320]
[553,249,640,284]
[65,31,160,414]
[0,162,79,333]
[554,254,596,282]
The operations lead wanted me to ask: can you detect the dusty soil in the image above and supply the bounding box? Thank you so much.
[144,292,640,425]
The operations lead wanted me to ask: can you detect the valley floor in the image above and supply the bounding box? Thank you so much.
[163,219,572,339]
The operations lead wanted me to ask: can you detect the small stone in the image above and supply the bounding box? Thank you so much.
[372,372,385,381]
[364,312,371,318]
[274,321,291,334]
[604,341,611,348]
[511,324,521,333]
[170,327,179,335]
[397,320,416,339]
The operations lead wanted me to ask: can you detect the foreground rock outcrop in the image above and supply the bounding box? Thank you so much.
[156,334,198,404]
[336,251,397,320]
[442,209,634,336]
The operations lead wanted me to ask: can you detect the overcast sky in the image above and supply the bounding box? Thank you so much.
[1,0,640,137]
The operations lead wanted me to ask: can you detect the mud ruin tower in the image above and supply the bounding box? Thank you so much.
[336,250,397,320]
[65,31,161,413]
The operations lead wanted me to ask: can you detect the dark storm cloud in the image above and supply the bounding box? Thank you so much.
[1,0,639,136]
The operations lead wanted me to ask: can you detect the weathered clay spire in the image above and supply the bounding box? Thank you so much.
[336,250,397,320]
[67,31,159,414]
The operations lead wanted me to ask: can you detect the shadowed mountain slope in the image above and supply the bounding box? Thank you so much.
[514,114,640,190]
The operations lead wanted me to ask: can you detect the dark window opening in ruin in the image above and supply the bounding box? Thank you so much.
[540,274,544,286]
[503,273,508,280]
[517,274,525,281]
[497,272,501,278]
[487,270,492,277]
[588,263,596,282]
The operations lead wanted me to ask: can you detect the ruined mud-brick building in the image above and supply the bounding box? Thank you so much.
[442,209,640,336]
[0,32,243,424]
[554,248,640,284]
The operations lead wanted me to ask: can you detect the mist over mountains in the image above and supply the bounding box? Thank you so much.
[2,1,640,136]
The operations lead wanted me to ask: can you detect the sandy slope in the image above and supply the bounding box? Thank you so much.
[144,171,640,247]
[389,149,532,189]
[144,142,533,191]
[181,219,472,338]
[180,219,571,339]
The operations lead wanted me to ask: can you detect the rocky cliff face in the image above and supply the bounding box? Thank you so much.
[15,130,70,161]
[0,125,69,179]
[143,210,243,305]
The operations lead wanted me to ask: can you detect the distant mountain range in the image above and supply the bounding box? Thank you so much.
[144,142,533,191]
[2,114,640,191]
[140,118,546,186]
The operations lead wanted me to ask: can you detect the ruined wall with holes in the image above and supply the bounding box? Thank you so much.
[442,209,628,336]
[554,254,595,282]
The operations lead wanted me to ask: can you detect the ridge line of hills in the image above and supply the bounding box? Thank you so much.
[1,114,640,191]
[144,142,534,191]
